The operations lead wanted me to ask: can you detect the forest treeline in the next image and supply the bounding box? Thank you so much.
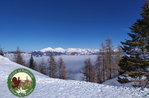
[83,38,122,83]
[0,38,122,83]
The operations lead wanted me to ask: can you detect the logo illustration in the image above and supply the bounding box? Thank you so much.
[7,68,36,97]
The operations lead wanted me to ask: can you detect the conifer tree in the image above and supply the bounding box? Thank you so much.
[115,45,122,65]
[29,55,36,70]
[83,58,96,82]
[49,53,57,78]
[119,1,149,87]
[0,48,4,56]
[15,47,24,65]
[144,73,149,88]
[58,57,67,79]
[119,2,149,72]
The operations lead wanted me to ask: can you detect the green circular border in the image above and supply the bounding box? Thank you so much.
[7,68,36,97]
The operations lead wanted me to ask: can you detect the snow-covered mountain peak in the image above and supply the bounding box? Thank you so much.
[40,47,54,52]
[40,47,65,53]
[54,47,65,52]
[39,47,99,54]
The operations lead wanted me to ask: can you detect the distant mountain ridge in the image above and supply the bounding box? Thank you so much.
[5,47,120,56]
[32,47,100,56]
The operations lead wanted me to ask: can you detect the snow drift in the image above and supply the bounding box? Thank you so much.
[0,55,149,98]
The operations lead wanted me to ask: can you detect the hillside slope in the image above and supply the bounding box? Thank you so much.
[0,56,149,98]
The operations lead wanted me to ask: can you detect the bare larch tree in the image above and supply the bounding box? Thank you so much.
[49,53,57,78]
[101,42,106,82]
[58,57,67,79]
[105,38,113,79]
[83,58,96,82]
[15,47,24,65]
[95,55,103,83]
[39,58,47,75]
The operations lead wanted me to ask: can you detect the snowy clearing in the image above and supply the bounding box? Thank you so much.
[0,55,149,98]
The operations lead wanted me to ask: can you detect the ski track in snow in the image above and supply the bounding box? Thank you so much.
[0,56,149,98]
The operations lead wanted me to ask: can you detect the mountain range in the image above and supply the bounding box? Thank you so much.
[32,47,100,56]
[5,47,121,56]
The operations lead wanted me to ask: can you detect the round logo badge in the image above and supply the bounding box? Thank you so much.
[7,68,36,97]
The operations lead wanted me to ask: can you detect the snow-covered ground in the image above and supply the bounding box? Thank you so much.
[0,55,149,98]
[103,76,134,87]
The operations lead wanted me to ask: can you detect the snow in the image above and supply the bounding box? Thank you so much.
[54,48,65,53]
[103,74,149,88]
[40,47,66,53]
[103,76,135,87]
[39,47,99,54]
[40,47,54,52]
[0,55,149,98]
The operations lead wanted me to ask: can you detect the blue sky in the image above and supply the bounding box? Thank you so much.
[0,0,145,51]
